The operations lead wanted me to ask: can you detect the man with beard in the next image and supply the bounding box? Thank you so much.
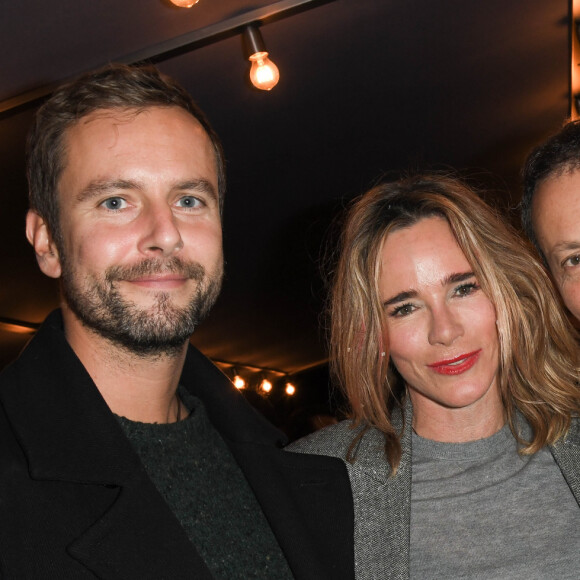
[0,64,353,579]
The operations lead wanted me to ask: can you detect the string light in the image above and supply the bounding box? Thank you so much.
[233,374,246,390]
[259,378,273,393]
[212,360,300,397]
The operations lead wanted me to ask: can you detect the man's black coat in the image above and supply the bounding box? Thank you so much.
[0,310,354,579]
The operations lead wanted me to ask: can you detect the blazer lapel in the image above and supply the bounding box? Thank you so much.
[550,418,580,507]
[347,402,412,580]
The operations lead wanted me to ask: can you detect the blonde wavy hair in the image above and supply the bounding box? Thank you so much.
[330,174,580,472]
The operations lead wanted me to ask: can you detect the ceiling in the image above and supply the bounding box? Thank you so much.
[0,0,571,376]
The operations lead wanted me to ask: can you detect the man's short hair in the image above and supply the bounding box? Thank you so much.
[26,63,226,247]
[522,120,580,256]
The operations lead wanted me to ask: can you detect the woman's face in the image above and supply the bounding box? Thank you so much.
[379,216,503,439]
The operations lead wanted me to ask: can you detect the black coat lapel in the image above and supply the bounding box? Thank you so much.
[235,443,354,580]
[68,472,214,579]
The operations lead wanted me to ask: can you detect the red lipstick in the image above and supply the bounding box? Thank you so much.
[428,349,481,375]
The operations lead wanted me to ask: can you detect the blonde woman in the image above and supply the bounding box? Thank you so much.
[288,174,580,579]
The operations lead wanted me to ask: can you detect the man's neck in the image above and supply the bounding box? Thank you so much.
[62,310,189,424]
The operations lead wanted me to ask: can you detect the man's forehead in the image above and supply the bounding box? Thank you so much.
[532,170,580,255]
[533,169,580,213]
[61,105,216,172]
[68,105,204,135]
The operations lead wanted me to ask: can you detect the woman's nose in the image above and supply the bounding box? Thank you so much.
[428,305,463,346]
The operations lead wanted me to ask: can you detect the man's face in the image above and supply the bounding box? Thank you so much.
[36,106,223,355]
[532,169,580,324]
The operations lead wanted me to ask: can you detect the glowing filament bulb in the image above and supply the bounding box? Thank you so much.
[233,375,246,389]
[169,0,199,7]
[249,52,280,91]
[285,383,296,396]
[260,379,273,393]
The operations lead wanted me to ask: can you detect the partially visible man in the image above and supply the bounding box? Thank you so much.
[522,120,580,324]
[0,64,353,579]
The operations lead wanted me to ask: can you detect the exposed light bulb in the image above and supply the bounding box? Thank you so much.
[169,0,199,7]
[260,379,273,393]
[285,383,296,396]
[249,51,280,91]
[233,375,246,389]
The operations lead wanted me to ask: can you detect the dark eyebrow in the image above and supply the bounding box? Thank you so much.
[444,271,475,285]
[382,271,475,307]
[553,241,580,253]
[383,290,417,307]
[174,179,218,203]
[75,180,135,203]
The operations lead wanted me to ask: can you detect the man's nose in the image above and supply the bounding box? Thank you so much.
[137,203,184,257]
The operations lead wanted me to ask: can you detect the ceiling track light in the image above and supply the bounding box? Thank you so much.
[243,24,280,91]
[3,0,328,113]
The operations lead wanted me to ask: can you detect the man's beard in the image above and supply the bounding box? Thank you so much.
[60,256,223,357]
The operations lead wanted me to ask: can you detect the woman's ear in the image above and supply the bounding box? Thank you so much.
[25,210,62,279]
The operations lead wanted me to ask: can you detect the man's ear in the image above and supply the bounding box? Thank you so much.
[25,210,62,279]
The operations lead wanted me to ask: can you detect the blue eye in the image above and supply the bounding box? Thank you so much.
[101,197,127,210]
[177,196,201,208]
